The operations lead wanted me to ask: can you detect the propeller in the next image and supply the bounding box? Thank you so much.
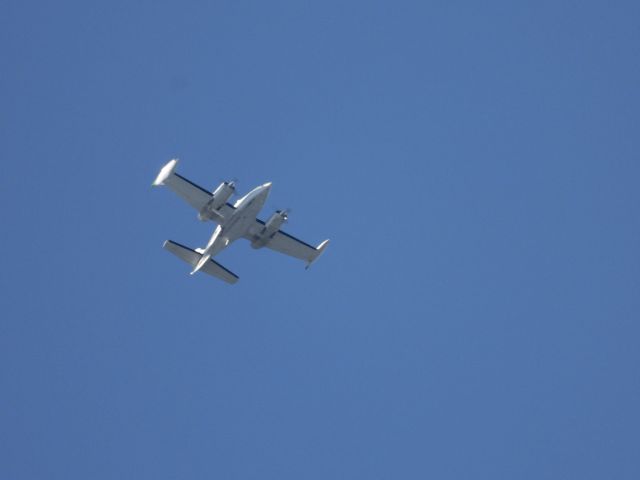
[224,178,238,189]
[275,208,290,222]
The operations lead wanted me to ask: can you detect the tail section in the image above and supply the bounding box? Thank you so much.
[191,253,212,275]
[163,240,239,284]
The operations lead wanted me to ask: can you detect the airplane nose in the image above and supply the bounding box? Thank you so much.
[263,182,272,189]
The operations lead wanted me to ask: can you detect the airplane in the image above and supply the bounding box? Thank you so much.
[152,159,330,284]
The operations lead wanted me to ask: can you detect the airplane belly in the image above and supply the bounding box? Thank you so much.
[208,237,230,257]
[227,194,267,240]
[226,214,256,242]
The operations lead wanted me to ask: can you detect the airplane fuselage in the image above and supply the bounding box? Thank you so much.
[192,182,272,273]
[224,182,272,239]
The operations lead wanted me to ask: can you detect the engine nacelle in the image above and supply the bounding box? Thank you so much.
[198,181,235,221]
[251,210,288,248]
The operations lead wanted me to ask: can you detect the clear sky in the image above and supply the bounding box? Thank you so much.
[2,1,639,479]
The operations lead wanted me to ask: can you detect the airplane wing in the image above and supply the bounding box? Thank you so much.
[153,159,236,220]
[153,159,210,210]
[246,220,330,267]
[163,240,239,284]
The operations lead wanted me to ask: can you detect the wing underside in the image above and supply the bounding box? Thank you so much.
[164,171,212,211]
[245,220,330,266]
[153,159,236,221]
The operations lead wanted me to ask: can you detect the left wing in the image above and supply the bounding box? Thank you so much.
[245,220,330,268]
[153,159,236,221]
[153,159,211,210]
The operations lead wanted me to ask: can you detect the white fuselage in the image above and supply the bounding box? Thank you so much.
[199,182,272,262]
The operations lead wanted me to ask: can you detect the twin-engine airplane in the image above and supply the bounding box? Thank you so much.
[153,159,330,284]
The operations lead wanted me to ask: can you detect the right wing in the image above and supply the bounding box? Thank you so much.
[246,219,330,268]
[163,240,239,284]
[152,159,236,219]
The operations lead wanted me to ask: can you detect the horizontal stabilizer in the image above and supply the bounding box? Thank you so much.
[163,240,239,284]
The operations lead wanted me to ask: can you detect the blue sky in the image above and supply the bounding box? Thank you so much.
[2,1,639,478]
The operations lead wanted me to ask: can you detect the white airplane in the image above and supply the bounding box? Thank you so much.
[153,159,330,284]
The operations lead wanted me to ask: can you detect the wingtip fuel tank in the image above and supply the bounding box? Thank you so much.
[153,159,178,186]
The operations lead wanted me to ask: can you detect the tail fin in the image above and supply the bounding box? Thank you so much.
[163,240,239,284]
